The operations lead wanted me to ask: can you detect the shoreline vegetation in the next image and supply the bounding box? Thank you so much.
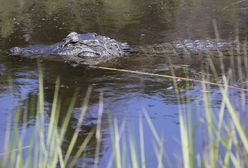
[0,0,248,167]
[1,59,248,168]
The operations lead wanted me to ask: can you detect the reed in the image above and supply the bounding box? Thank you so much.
[1,66,96,168]
[1,53,248,167]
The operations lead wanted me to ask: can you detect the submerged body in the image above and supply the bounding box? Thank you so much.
[10,32,237,65]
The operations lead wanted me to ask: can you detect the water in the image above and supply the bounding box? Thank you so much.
[0,0,248,167]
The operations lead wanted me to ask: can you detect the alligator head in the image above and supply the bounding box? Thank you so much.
[10,32,130,65]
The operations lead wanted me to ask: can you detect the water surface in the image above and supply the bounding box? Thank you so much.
[0,0,248,167]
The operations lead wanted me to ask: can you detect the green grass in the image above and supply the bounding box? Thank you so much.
[1,61,248,168]
[1,66,96,168]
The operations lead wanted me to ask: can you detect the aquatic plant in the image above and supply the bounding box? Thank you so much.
[1,66,97,168]
[1,46,248,167]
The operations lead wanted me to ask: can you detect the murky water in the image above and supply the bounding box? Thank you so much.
[0,0,248,167]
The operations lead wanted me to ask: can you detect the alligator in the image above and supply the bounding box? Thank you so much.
[9,32,239,65]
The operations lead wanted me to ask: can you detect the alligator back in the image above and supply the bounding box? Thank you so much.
[133,39,240,57]
[9,32,244,65]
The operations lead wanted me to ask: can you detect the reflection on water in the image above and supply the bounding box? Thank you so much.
[0,0,248,167]
[1,0,247,48]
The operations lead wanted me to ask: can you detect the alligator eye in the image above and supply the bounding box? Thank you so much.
[70,41,78,45]
[65,41,78,47]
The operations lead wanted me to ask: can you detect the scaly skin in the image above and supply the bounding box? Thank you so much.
[133,39,235,56]
[9,32,239,65]
[10,32,130,65]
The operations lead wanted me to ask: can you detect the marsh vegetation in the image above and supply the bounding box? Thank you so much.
[0,0,248,167]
